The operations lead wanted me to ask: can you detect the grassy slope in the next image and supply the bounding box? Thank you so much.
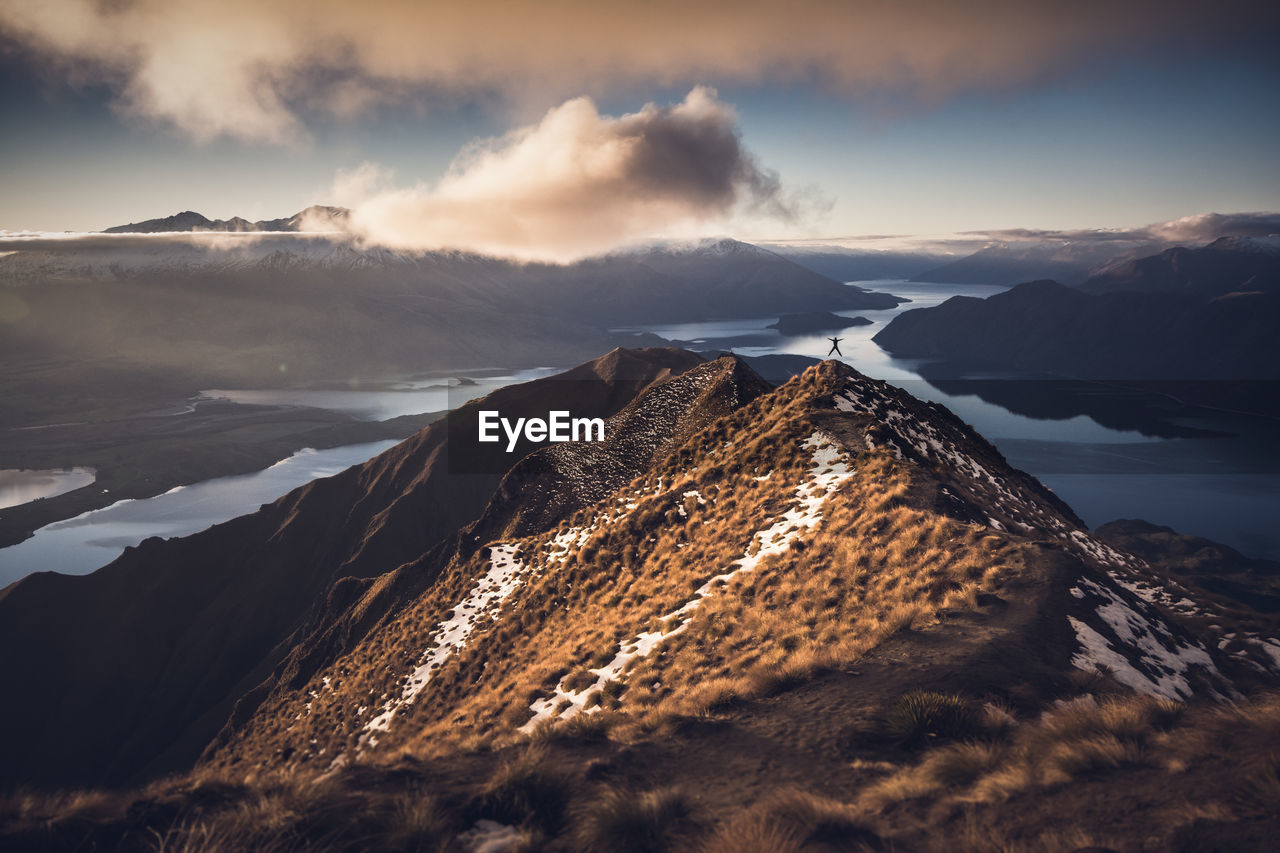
[3,362,1278,850]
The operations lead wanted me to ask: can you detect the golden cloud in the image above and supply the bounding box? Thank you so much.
[342,87,794,261]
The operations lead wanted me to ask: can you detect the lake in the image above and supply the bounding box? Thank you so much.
[200,365,562,421]
[0,442,395,587]
[0,468,96,510]
[623,280,1280,560]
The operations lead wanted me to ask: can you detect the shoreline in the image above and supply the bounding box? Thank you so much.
[0,399,441,550]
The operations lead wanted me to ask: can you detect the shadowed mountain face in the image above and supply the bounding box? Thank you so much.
[0,348,706,788]
[1095,519,1280,614]
[1081,236,1280,296]
[0,235,898,428]
[873,277,1280,409]
[873,237,1280,417]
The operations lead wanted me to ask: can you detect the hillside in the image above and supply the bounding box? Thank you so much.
[2,355,1278,850]
[1080,236,1280,296]
[873,279,1280,399]
[0,348,706,788]
[208,358,1271,772]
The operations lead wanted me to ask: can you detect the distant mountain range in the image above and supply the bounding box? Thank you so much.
[0,232,902,426]
[1081,235,1280,296]
[103,205,351,233]
[873,237,1280,413]
[910,239,1160,286]
[764,244,953,282]
[769,214,1280,285]
[97,208,1280,290]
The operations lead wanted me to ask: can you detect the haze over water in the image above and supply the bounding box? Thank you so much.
[3,280,1277,587]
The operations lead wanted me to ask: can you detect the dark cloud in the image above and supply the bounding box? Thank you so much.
[1,0,1276,143]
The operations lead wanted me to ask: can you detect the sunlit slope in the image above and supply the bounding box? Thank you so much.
[210,361,1278,778]
[0,348,704,788]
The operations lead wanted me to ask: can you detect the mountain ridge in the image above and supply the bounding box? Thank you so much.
[0,348,707,788]
[202,359,1272,781]
[102,206,351,234]
[3,352,1279,850]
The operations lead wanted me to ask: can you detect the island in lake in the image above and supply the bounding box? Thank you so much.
[767,311,872,334]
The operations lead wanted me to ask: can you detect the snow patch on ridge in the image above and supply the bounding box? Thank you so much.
[1067,577,1222,701]
[832,374,1234,701]
[361,544,528,747]
[520,432,854,732]
[833,380,1068,534]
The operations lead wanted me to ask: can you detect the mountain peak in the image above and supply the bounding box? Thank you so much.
[189,353,1264,781]
[102,206,352,234]
[3,348,1278,849]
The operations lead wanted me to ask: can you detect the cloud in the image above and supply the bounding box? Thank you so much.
[1142,212,1280,243]
[1,0,1275,143]
[966,212,1280,246]
[341,87,795,262]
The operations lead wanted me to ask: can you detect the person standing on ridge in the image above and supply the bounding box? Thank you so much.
[827,336,844,357]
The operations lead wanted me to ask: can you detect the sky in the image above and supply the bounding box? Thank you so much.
[1,0,1278,259]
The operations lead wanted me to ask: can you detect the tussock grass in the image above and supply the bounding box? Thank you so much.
[703,790,882,853]
[1228,755,1280,817]
[379,786,453,853]
[884,691,983,746]
[932,818,1121,853]
[0,768,461,853]
[863,692,1233,811]
[147,816,300,853]
[475,744,571,835]
[574,786,698,853]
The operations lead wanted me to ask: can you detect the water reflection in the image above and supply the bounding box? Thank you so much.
[0,468,96,510]
[200,366,562,421]
[0,442,396,586]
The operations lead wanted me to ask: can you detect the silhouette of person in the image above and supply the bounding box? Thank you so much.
[827,336,844,357]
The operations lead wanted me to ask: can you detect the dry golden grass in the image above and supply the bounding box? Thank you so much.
[208,366,1033,778]
[8,693,1280,853]
[475,743,572,836]
[928,818,1121,853]
[0,768,457,853]
[860,691,1280,813]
